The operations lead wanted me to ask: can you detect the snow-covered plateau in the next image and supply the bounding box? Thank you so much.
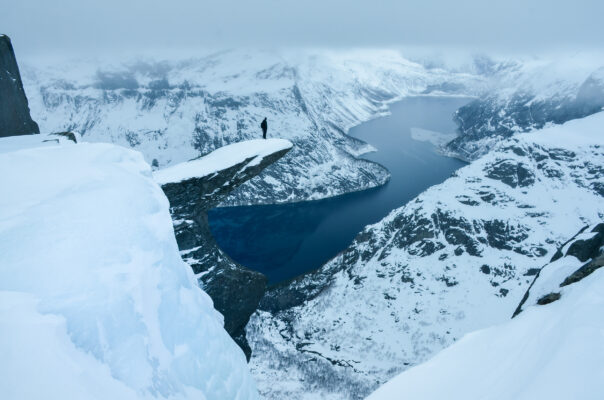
[0,134,259,400]
[246,112,604,399]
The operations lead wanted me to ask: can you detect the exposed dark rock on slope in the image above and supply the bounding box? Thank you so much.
[513,222,604,317]
[160,142,292,359]
[0,34,39,137]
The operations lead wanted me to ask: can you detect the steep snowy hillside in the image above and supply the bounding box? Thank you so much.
[445,55,604,160]
[0,136,258,399]
[368,223,604,400]
[22,50,483,205]
[247,113,604,399]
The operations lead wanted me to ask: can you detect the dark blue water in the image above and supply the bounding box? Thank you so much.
[208,96,470,284]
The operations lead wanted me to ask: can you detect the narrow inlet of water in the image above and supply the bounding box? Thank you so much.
[208,96,471,284]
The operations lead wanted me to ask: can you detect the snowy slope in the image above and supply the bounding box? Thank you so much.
[21,49,483,205]
[445,54,604,160]
[368,223,604,400]
[0,137,258,399]
[247,112,604,399]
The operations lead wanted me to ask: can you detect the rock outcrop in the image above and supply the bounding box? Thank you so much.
[157,139,292,359]
[513,222,604,317]
[0,34,39,137]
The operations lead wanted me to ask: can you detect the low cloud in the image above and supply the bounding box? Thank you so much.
[3,0,603,57]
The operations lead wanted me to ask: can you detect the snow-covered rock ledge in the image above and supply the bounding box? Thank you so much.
[0,137,258,400]
[156,138,293,359]
[154,139,292,186]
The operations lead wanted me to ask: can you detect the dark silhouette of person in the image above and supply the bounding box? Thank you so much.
[261,117,268,139]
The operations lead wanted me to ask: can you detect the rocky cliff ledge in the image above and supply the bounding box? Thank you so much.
[156,138,293,358]
[0,34,39,137]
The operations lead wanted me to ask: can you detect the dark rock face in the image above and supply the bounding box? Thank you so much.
[560,225,604,287]
[536,292,561,305]
[161,145,291,359]
[0,35,39,137]
[513,223,604,317]
[485,160,535,188]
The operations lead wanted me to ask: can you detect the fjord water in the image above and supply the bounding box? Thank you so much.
[208,96,470,283]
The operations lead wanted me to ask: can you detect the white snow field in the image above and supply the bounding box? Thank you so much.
[367,257,604,400]
[0,136,258,400]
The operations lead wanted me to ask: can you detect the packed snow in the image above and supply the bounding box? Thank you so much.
[154,138,292,185]
[0,137,258,399]
[368,252,604,400]
[0,132,78,154]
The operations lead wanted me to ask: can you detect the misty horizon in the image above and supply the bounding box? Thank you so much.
[3,0,604,59]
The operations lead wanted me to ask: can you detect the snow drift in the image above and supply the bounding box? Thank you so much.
[0,136,258,399]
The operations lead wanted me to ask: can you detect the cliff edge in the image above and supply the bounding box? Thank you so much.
[156,138,293,358]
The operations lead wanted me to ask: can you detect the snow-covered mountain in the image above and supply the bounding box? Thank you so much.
[368,223,604,400]
[10,47,604,400]
[0,134,258,399]
[21,49,484,205]
[444,54,604,160]
[246,112,604,399]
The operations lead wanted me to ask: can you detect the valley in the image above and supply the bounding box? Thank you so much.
[208,96,470,283]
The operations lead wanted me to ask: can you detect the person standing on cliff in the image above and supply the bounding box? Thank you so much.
[261,117,268,139]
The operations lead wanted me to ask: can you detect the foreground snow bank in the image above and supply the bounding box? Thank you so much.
[0,138,258,400]
[154,138,292,185]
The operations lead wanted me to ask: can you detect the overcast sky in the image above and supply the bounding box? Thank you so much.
[3,0,603,57]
